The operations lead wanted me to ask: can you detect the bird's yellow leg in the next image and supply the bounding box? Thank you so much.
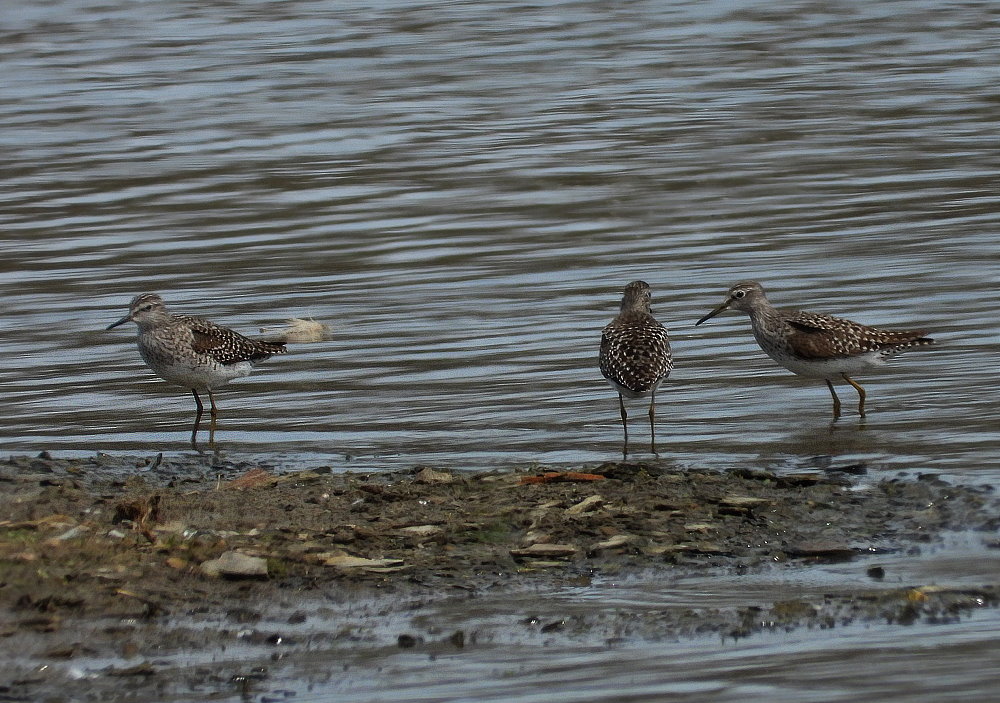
[842,375,867,417]
[207,389,219,446]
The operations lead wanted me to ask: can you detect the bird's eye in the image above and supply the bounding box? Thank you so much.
[733,290,746,299]
[141,305,153,312]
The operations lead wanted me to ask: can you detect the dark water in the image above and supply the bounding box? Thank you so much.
[3,0,999,699]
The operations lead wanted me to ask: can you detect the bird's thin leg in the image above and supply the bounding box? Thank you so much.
[842,375,867,417]
[618,393,629,459]
[648,390,658,457]
[207,389,219,446]
[207,389,219,421]
[825,380,842,419]
[191,389,204,448]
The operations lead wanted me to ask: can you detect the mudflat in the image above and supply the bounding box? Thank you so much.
[1,452,997,701]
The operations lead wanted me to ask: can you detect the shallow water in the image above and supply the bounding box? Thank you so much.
[281,536,1000,703]
[313,614,1000,703]
[20,536,1000,703]
[3,0,1000,699]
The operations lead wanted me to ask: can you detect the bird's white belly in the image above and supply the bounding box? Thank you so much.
[768,350,887,380]
[148,358,254,390]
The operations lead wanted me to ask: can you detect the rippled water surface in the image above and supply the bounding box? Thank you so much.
[3,0,999,699]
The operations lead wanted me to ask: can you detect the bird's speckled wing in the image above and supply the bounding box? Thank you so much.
[785,310,931,359]
[599,313,672,393]
[182,316,287,365]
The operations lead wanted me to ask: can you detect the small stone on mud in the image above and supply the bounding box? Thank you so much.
[590,535,632,552]
[317,551,405,569]
[522,530,551,546]
[223,468,274,490]
[566,495,604,515]
[414,467,454,484]
[867,566,886,579]
[534,500,562,512]
[510,543,578,559]
[398,524,444,538]
[771,600,817,620]
[201,551,269,579]
[51,525,89,542]
[397,634,419,648]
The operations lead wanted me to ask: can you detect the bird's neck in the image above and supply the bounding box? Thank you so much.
[617,310,654,324]
[746,299,783,332]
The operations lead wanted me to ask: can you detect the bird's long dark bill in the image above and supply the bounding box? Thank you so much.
[695,302,730,326]
[106,315,131,330]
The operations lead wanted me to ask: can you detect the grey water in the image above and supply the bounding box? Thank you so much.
[3,0,999,699]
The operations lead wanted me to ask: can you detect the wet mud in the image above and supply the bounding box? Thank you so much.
[1,452,997,701]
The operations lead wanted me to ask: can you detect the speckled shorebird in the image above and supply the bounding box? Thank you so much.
[599,281,673,456]
[107,293,327,446]
[695,281,934,418]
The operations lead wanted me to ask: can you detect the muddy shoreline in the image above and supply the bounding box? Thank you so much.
[2,452,998,701]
